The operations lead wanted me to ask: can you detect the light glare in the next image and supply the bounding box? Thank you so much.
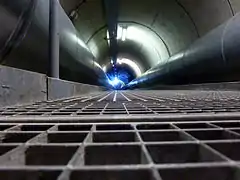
[108,77,125,89]
[122,28,127,41]
[117,58,142,77]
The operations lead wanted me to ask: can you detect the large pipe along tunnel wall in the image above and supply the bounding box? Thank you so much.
[1,0,240,89]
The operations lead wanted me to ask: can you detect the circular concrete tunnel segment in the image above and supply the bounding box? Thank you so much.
[60,0,240,85]
[1,0,240,87]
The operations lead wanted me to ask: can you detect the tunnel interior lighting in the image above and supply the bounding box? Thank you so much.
[110,77,121,86]
[117,58,142,77]
[117,26,123,40]
[107,26,128,44]
[108,76,125,89]
[102,57,142,86]
[121,28,127,41]
[107,31,110,45]
[103,66,107,72]
[106,62,137,88]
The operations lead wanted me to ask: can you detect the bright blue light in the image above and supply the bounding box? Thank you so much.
[108,76,125,89]
[106,65,135,89]
[110,78,121,86]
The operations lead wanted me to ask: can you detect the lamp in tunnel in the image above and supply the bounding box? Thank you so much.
[106,25,156,88]
[107,26,128,45]
[108,77,125,89]
[121,28,127,41]
[117,26,123,40]
[103,57,142,89]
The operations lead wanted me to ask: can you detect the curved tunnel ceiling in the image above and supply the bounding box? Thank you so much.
[59,0,240,77]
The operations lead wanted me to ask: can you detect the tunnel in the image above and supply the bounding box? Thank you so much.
[1,0,240,88]
[2,0,240,179]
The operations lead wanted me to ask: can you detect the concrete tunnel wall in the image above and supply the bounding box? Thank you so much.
[60,0,240,82]
[1,0,240,88]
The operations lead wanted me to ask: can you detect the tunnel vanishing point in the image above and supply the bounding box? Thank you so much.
[1,0,240,180]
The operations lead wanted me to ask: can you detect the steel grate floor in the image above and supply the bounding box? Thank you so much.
[2,90,240,117]
[0,90,240,179]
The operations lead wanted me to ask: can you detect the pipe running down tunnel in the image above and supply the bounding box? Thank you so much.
[127,12,240,89]
[1,0,240,87]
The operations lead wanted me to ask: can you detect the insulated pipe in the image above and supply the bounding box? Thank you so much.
[127,13,240,89]
[48,0,59,78]
[0,0,108,85]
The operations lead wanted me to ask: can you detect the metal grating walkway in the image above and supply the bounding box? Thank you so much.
[0,90,240,179]
[2,90,240,117]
